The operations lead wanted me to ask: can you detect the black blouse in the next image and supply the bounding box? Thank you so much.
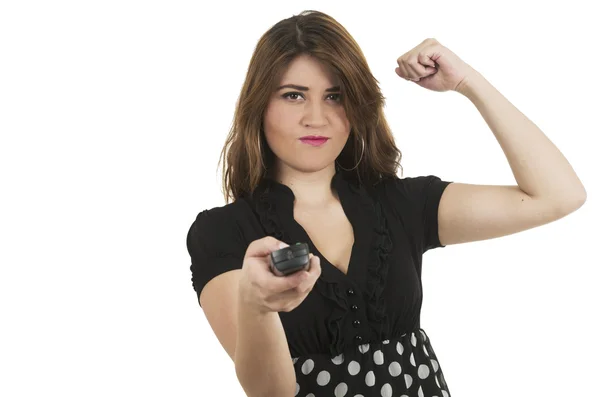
[187,170,453,397]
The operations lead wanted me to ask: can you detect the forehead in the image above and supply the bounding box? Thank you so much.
[279,54,339,86]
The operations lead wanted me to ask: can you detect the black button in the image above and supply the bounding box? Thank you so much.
[351,304,359,312]
[346,288,355,296]
[353,320,361,328]
[355,335,363,343]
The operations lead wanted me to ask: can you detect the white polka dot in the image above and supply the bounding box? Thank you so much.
[418,385,424,397]
[435,374,441,388]
[404,373,413,389]
[410,352,415,366]
[354,395,365,397]
[420,329,427,341]
[411,333,417,347]
[388,361,402,377]
[431,359,439,372]
[365,370,375,387]
[306,394,315,397]
[292,357,298,364]
[373,349,384,365]
[301,359,314,375]
[332,353,344,365]
[418,364,430,379]
[334,382,348,397]
[442,390,449,397]
[382,339,390,344]
[295,382,299,396]
[396,341,404,355]
[358,343,370,354]
[381,383,393,397]
[423,344,429,357]
[348,360,361,376]
[317,370,330,386]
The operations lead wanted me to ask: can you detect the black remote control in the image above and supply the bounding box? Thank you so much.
[269,242,310,276]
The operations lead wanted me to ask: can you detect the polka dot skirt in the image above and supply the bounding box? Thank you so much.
[292,328,450,397]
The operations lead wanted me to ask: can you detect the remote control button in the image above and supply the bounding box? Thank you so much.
[352,320,361,328]
[354,335,363,343]
[351,304,359,312]
[346,288,355,296]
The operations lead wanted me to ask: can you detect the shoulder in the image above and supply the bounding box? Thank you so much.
[186,200,253,304]
[373,174,452,202]
[187,199,249,243]
[186,198,256,257]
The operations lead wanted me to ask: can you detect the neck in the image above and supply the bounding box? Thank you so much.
[271,163,339,208]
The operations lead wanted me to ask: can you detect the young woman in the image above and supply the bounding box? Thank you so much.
[186,10,586,397]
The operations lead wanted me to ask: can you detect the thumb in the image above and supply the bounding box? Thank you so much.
[245,236,289,259]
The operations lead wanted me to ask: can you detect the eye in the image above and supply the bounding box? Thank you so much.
[282,92,302,100]
[281,92,342,102]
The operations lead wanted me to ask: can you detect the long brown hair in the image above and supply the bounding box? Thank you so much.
[218,10,403,204]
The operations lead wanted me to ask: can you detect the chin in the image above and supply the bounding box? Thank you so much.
[278,159,332,174]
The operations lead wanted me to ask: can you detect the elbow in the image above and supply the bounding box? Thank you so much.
[554,189,587,217]
[235,365,296,397]
[564,187,587,213]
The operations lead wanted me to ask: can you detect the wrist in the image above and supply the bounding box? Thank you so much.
[237,281,272,316]
[454,68,489,100]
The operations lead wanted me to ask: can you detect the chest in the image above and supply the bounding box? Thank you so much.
[294,203,354,275]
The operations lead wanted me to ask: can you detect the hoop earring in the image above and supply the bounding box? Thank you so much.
[336,135,365,171]
[258,132,266,170]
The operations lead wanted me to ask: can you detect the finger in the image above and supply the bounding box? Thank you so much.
[246,236,288,259]
[307,254,321,277]
[262,262,310,294]
[296,255,321,292]
[406,58,432,80]
[395,60,411,80]
[256,250,317,294]
[418,52,437,69]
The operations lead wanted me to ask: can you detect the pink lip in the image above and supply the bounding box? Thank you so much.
[299,136,329,147]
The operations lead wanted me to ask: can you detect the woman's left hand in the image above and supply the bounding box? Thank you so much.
[395,38,477,93]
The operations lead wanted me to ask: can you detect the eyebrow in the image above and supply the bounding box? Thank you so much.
[277,84,340,92]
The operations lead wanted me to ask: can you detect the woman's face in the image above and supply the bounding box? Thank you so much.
[263,54,351,175]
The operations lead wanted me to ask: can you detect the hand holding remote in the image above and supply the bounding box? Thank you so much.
[238,236,321,314]
[269,242,311,276]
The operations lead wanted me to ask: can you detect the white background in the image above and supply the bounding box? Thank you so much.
[1,1,598,396]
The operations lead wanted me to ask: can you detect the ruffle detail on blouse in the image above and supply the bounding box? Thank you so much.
[349,182,394,341]
[315,278,351,357]
[253,180,351,356]
[251,174,393,356]
[254,183,289,243]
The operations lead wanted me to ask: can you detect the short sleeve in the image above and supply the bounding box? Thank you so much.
[384,175,452,253]
[186,206,247,306]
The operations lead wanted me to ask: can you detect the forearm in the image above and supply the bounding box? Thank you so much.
[235,295,296,397]
[456,69,586,209]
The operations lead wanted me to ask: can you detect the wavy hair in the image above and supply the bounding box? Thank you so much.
[218,10,403,204]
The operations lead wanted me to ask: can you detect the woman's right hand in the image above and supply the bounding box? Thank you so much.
[238,236,321,314]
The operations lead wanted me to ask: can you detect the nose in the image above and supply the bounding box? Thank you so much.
[302,100,328,127]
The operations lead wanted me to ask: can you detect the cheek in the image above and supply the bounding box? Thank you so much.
[270,106,296,131]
